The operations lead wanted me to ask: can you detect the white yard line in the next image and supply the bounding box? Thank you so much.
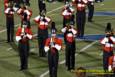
[7,48,12,51]
[39,41,98,77]
[7,47,35,52]
[0,6,63,34]
[80,41,97,52]
[100,52,103,56]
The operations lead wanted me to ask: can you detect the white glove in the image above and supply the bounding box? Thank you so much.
[44,46,49,52]
[108,65,112,72]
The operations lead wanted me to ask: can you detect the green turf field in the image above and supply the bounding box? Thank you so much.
[0,0,115,77]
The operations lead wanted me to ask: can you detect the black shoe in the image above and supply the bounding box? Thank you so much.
[11,40,14,42]
[20,68,23,71]
[88,20,93,22]
[67,68,71,71]
[39,54,46,57]
[20,68,27,71]
[6,40,10,43]
[65,63,68,67]
[71,67,75,70]
[40,53,46,57]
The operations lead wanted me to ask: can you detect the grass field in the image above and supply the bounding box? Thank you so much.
[0,0,115,77]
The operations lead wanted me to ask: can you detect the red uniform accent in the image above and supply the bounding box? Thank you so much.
[109,56,114,66]
[4,8,15,19]
[109,55,115,70]
[61,7,74,19]
[62,27,77,43]
[17,8,32,21]
[62,13,72,19]
[17,8,23,15]
[34,16,51,30]
[45,37,62,54]
[16,27,33,43]
[16,27,32,36]
[100,36,115,52]
[38,21,48,30]
[66,34,74,43]
[72,0,88,11]
[77,4,86,11]
[4,0,9,10]
[23,9,32,20]
[72,0,76,5]
[5,8,14,15]
[45,38,62,47]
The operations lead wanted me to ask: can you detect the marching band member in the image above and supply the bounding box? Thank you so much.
[72,0,88,37]
[5,1,15,42]
[61,23,77,71]
[87,0,94,22]
[16,21,33,70]
[44,32,62,77]
[62,2,74,27]
[100,23,115,75]
[34,11,51,57]
[17,5,32,27]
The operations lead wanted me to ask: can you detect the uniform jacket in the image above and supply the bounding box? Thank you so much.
[5,7,15,15]
[17,8,32,21]
[16,27,33,43]
[34,15,51,30]
[100,36,115,52]
[61,26,77,43]
[62,6,74,19]
[44,37,62,53]
[72,0,88,11]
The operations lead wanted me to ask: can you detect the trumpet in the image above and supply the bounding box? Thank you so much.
[49,37,55,48]
[21,27,27,39]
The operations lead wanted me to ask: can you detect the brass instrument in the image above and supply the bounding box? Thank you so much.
[50,37,55,48]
